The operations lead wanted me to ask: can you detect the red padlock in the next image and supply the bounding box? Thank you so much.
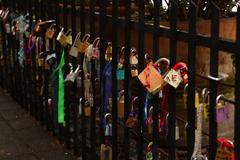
[172,62,188,85]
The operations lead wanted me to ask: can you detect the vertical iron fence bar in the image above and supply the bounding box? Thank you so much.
[54,0,60,138]
[89,0,95,40]
[11,0,17,100]
[69,0,76,151]
[63,0,69,147]
[137,0,145,159]
[80,0,85,36]
[153,1,160,159]
[209,3,219,160]
[8,0,14,97]
[124,0,131,159]
[71,0,79,155]
[89,0,96,159]
[168,0,178,159]
[112,0,118,159]
[38,0,44,123]
[235,5,240,160]
[99,0,107,147]
[187,1,197,159]
[1,22,8,92]
[31,0,39,118]
[79,0,87,159]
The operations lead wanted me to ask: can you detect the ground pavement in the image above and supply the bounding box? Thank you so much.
[0,89,77,160]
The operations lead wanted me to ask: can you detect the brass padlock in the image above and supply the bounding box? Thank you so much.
[78,34,90,54]
[45,24,56,39]
[131,66,138,77]
[38,58,44,67]
[56,28,72,47]
[105,42,112,61]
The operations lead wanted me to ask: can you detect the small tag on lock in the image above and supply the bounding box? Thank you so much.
[164,69,182,88]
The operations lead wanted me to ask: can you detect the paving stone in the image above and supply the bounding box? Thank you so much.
[0,114,4,121]
[27,137,61,152]
[1,109,27,121]
[1,154,38,160]
[0,101,20,111]
[0,141,31,159]
[0,132,20,145]
[16,126,48,141]
[36,149,75,160]
[9,116,39,130]
[0,121,13,133]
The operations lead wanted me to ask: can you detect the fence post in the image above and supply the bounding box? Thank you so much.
[209,3,219,160]
[187,1,197,159]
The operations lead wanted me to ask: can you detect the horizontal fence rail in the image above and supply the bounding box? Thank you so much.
[0,0,239,159]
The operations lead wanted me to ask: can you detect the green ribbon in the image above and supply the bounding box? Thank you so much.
[52,49,65,123]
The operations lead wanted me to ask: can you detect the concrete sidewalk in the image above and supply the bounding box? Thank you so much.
[0,90,76,160]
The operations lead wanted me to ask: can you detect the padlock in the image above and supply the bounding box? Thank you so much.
[56,28,72,47]
[65,65,80,83]
[129,48,138,65]
[92,37,100,59]
[34,19,42,33]
[138,62,163,94]
[146,106,153,134]
[131,66,138,77]
[163,69,182,88]
[216,138,234,160]
[144,142,161,160]
[105,42,112,61]
[117,90,124,118]
[69,32,81,57]
[78,34,90,54]
[125,97,138,128]
[45,23,56,39]
[215,95,229,123]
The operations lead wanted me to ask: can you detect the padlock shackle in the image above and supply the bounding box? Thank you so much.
[74,65,80,73]
[118,90,124,102]
[183,83,188,93]
[172,62,188,84]
[65,29,72,36]
[130,47,137,55]
[131,96,138,111]
[201,88,210,103]
[154,57,170,67]
[104,113,112,124]
[93,37,100,47]
[82,33,90,42]
[72,32,81,46]
[216,94,225,105]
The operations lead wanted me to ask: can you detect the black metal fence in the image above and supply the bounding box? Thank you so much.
[0,0,239,160]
